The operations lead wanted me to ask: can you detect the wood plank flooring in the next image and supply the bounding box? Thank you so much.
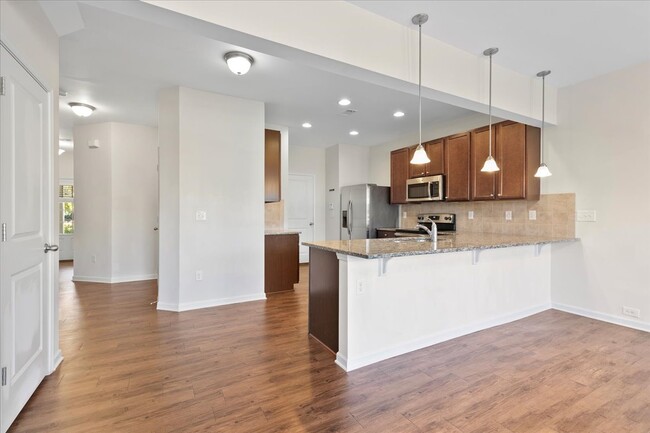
[9,261,650,432]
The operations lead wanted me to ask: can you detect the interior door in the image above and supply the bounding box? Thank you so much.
[0,45,51,432]
[287,174,314,263]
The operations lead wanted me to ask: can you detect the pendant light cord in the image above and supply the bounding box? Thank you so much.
[418,22,422,148]
[488,53,493,158]
[541,75,545,163]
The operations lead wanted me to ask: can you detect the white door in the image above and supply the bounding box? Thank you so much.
[0,45,52,432]
[287,174,314,263]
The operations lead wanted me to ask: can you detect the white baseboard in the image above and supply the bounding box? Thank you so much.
[157,293,267,312]
[341,302,552,372]
[552,302,650,333]
[49,350,63,374]
[72,274,158,284]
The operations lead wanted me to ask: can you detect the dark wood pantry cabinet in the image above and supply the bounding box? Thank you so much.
[390,147,409,204]
[265,129,281,203]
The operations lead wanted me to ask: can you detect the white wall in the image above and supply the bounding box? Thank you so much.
[368,112,490,186]
[111,124,158,281]
[73,122,158,283]
[546,61,650,330]
[1,0,61,372]
[73,123,113,281]
[58,151,74,179]
[288,145,326,241]
[158,86,266,311]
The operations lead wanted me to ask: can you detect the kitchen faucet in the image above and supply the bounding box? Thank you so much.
[415,217,437,243]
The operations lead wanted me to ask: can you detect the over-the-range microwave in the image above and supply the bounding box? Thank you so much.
[406,175,444,202]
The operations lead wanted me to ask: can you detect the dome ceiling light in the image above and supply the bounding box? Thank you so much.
[224,51,254,75]
[68,102,95,117]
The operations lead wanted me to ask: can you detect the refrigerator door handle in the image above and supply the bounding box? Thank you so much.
[347,200,352,239]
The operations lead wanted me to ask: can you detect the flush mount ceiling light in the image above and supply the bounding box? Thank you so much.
[302,122,312,128]
[480,47,500,173]
[338,98,351,106]
[68,102,96,117]
[535,70,553,178]
[349,130,359,136]
[393,111,405,118]
[410,13,430,165]
[224,51,254,75]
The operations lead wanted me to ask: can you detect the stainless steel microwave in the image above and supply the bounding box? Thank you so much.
[406,175,444,202]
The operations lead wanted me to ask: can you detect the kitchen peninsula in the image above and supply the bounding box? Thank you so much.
[305,233,577,371]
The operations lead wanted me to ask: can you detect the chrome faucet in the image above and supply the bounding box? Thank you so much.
[415,218,437,242]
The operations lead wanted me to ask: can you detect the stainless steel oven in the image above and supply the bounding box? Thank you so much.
[406,175,444,202]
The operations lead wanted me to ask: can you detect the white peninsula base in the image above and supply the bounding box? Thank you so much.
[335,245,552,371]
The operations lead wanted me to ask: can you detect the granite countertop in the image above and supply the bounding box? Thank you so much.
[303,233,578,259]
[265,229,301,236]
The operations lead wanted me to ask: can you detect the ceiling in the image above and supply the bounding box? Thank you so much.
[55,2,476,147]
[349,1,650,88]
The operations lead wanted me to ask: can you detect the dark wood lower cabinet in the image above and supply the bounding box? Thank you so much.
[308,248,339,353]
[264,233,299,293]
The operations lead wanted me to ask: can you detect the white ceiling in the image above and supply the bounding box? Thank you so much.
[55,2,475,147]
[349,1,650,88]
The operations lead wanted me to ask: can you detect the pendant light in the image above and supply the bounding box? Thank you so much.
[410,13,431,165]
[535,70,552,178]
[480,48,500,172]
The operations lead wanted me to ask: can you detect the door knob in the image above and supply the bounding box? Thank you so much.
[44,243,59,253]
[153,227,159,231]
[309,222,314,226]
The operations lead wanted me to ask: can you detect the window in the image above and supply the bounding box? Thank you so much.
[59,182,74,234]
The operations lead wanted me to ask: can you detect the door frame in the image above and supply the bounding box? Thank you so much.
[0,40,60,428]
[287,173,316,261]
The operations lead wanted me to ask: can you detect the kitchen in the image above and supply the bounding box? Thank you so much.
[3,2,649,431]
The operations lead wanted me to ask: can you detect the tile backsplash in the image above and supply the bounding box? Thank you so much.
[401,193,575,238]
[265,201,284,229]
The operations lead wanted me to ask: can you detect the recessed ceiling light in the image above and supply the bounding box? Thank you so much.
[393,111,405,118]
[302,122,312,128]
[224,51,254,75]
[349,130,359,136]
[338,98,351,106]
[69,102,96,117]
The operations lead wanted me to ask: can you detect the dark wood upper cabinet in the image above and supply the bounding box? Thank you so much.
[265,129,281,203]
[470,126,497,201]
[390,148,409,204]
[444,133,471,201]
[426,139,445,175]
[496,122,527,200]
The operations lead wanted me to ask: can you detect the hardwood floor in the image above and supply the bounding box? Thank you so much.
[10,261,650,432]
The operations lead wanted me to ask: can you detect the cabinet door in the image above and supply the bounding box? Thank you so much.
[408,145,427,178]
[390,148,409,204]
[265,129,281,202]
[496,122,526,199]
[444,133,471,201]
[425,139,445,175]
[470,126,497,200]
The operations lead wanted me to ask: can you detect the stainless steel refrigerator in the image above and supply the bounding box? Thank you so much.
[340,184,399,240]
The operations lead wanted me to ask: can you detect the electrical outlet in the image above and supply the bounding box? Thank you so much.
[195,210,207,221]
[576,210,597,222]
[622,306,640,318]
[195,270,203,281]
[528,210,537,220]
[91,255,96,263]
[468,211,474,220]
[402,211,407,219]
[505,211,513,221]
[356,280,367,294]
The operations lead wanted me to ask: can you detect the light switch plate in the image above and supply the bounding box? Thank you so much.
[195,210,207,221]
[505,211,513,221]
[195,270,203,281]
[528,210,537,220]
[468,211,474,220]
[328,203,334,210]
[576,210,597,222]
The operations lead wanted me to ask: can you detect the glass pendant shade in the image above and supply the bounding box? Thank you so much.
[534,162,552,178]
[410,144,430,164]
[481,155,500,172]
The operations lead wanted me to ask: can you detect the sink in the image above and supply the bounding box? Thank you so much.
[393,238,431,243]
